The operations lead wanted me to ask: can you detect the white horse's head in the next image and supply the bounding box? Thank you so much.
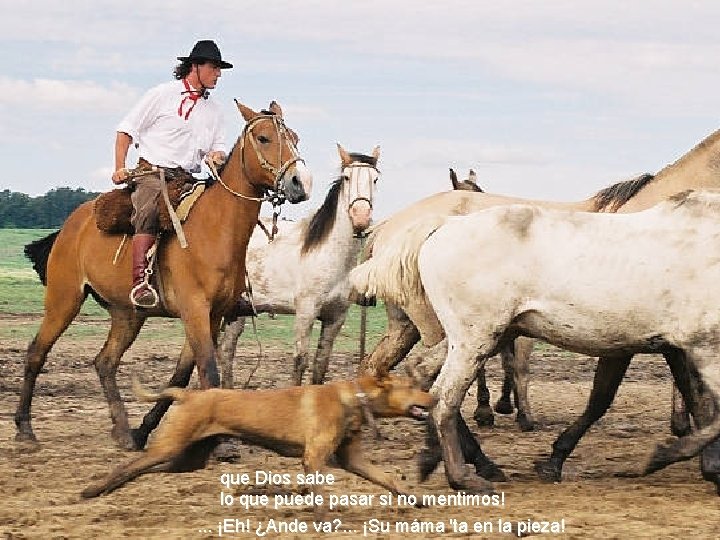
[337,143,381,234]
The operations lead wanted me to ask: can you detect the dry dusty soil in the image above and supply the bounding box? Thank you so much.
[1,315,719,539]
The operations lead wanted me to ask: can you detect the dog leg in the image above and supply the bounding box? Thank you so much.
[336,437,411,496]
[302,439,339,520]
[81,449,177,498]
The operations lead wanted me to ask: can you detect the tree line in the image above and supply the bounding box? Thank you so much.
[0,187,100,228]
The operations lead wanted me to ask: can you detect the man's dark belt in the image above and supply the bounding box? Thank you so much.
[137,158,193,182]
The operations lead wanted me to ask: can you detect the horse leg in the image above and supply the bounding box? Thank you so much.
[182,309,220,389]
[511,337,535,432]
[419,412,507,483]
[647,348,720,493]
[15,279,84,443]
[433,342,496,493]
[670,383,692,437]
[359,302,420,376]
[312,305,347,384]
[410,339,505,482]
[472,361,494,427]
[535,355,631,483]
[93,309,145,450]
[291,310,315,386]
[663,349,720,488]
[494,345,514,416]
[218,317,246,389]
[131,337,196,449]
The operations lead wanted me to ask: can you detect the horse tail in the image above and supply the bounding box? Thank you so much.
[24,230,60,285]
[349,215,447,307]
[132,375,188,404]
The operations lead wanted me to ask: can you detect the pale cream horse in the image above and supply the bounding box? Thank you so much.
[218,145,380,386]
[351,190,720,495]
[355,128,720,481]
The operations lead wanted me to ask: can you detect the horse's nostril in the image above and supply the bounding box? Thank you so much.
[291,176,300,187]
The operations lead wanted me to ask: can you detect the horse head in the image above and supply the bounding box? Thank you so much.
[337,143,381,234]
[450,168,483,192]
[233,100,312,204]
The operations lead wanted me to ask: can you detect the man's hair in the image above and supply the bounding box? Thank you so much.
[173,60,193,80]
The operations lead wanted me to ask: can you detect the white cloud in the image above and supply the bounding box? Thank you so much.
[0,78,139,112]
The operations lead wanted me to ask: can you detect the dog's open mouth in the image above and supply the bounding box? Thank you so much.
[408,405,430,420]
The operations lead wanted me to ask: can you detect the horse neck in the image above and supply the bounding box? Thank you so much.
[326,186,359,258]
[196,153,262,253]
[307,183,359,268]
[618,129,720,213]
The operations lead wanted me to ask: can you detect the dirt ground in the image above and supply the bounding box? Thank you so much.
[1,315,718,539]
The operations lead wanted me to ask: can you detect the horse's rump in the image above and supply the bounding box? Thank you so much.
[94,178,210,235]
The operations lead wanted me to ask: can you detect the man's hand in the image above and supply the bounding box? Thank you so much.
[205,151,227,168]
[112,168,130,185]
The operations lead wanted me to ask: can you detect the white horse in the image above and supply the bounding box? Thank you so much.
[350,190,720,494]
[219,144,380,386]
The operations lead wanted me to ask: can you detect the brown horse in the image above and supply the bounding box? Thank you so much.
[15,100,313,450]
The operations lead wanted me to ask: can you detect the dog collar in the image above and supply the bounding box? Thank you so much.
[352,382,380,440]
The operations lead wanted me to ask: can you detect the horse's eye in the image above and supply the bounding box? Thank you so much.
[257,135,271,144]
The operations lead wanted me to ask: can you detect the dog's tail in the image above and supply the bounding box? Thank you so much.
[131,375,188,403]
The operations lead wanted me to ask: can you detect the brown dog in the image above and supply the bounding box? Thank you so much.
[81,374,435,517]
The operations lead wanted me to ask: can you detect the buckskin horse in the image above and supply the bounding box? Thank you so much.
[218,144,381,387]
[16,100,312,450]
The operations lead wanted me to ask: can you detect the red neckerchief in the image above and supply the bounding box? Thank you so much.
[178,78,204,120]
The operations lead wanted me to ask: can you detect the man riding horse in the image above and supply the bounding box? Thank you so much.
[112,40,232,308]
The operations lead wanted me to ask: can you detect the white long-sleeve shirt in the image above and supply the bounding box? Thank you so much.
[117,80,226,173]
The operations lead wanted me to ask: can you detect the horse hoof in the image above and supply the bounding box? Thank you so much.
[473,407,495,427]
[449,474,495,494]
[494,399,514,415]
[516,413,536,432]
[124,429,149,452]
[474,460,508,482]
[534,459,561,483]
[644,443,675,476]
[80,483,105,499]
[670,413,692,437]
[418,448,442,482]
[212,439,242,463]
[15,431,39,444]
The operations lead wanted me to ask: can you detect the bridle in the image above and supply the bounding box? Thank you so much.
[342,161,379,212]
[209,113,305,207]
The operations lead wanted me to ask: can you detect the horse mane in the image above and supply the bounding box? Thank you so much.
[301,152,378,254]
[590,173,655,212]
[216,134,242,177]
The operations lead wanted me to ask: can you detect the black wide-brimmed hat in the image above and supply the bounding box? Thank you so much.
[178,40,233,69]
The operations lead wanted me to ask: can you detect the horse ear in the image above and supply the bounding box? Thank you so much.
[468,169,477,185]
[337,143,353,167]
[269,101,283,117]
[371,145,381,163]
[235,100,257,121]
[450,168,460,190]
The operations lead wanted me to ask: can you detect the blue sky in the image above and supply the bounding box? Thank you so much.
[2,1,720,220]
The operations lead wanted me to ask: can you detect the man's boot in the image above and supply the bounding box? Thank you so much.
[130,233,159,308]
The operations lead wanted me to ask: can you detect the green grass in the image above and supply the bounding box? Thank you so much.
[0,228,387,350]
